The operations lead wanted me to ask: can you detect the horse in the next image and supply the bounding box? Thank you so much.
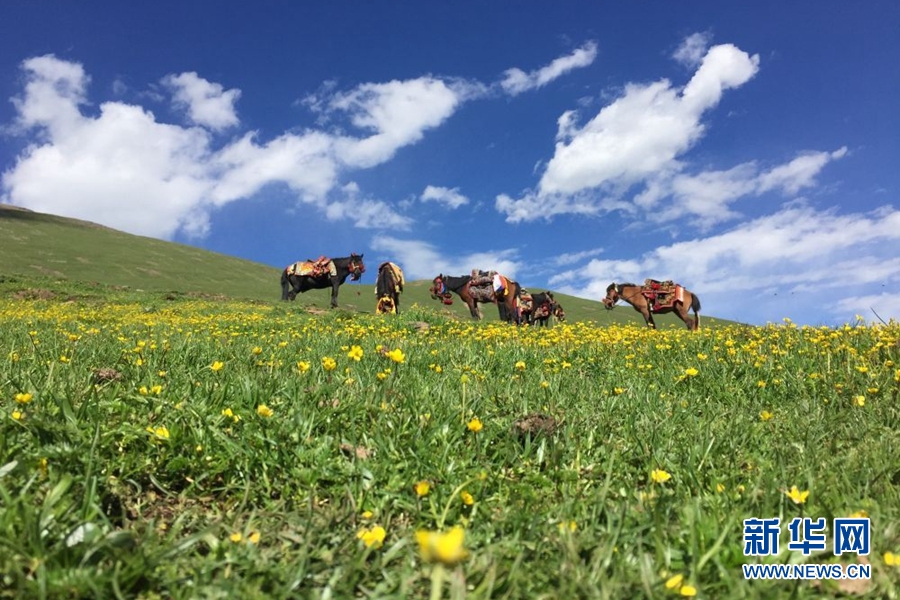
[521,291,564,327]
[603,281,701,330]
[429,274,521,324]
[375,261,404,314]
[280,254,366,308]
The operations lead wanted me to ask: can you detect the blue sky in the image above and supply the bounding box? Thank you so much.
[2,1,898,325]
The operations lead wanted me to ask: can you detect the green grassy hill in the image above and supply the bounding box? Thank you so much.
[0,204,735,327]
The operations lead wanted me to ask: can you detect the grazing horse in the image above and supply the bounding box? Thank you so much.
[533,297,566,327]
[375,261,405,314]
[603,281,701,330]
[522,291,564,327]
[430,274,521,324]
[280,254,366,308]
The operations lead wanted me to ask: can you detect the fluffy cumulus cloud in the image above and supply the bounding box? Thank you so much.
[0,56,472,239]
[162,71,241,131]
[420,185,469,209]
[501,41,598,96]
[496,40,774,225]
[2,46,591,241]
[370,236,520,280]
[550,204,900,323]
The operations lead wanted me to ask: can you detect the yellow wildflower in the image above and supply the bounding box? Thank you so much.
[680,585,697,597]
[257,404,274,418]
[297,361,311,372]
[665,574,684,590]
[357,525,386,549]
[515,361,526,371]
[211,361,224,372]
[322,357,337,371]
[252,346,263,355]
[853,395,865,407]
[461,491,474,506]
[12,410,24,421]
[415,526,468,565]
[651,469,672,484]
[229,532,242,543]
[786,485,809,504]
[347,345,364,361]
[361,510,374,520]
[684,367,699,377]
[146,426,170,440]
[884,552,899,567]
[760,410,774,421]
[716,483,726,493]
[558,520,577,532]
[415,480,431,497]
[467,418,483,433]
[248,531,261,544]
[386,348,405,363]
[15,392,33,404]
[376,371,388,381]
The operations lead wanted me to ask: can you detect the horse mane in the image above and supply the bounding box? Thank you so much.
[440,274,472,292]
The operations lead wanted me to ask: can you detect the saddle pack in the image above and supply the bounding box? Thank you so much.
[642,279,684,312]
[287,256,337,279]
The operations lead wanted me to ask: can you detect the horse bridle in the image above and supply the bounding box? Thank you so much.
[348,256,365,281]
[605,282,644,309]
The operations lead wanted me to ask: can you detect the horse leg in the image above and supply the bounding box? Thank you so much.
[640,308,656,329]
[330,278,339,308]
[394,293,400,315]
[677,304,693,330]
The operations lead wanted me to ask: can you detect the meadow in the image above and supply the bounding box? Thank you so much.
[1,292,899,599]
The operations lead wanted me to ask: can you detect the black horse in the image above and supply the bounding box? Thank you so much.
[430,274,521,324]
[280,254,365,308]
[375,261,404,314]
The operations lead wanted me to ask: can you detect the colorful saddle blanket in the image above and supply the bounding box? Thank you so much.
[642,279,684,311]
[286,256,337,278]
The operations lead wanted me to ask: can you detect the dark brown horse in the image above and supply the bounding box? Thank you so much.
[521,291,565,327]
[281,254,365,308]
[375,261,404,314]
[430,274,521,324]
[603,281,701,330]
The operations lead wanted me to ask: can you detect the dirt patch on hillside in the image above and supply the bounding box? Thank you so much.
[12,288,57,301]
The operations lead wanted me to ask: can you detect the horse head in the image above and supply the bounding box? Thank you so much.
[602,283,618,309]
[554,303,566,321]
[348,253,366,281]
[430,275,454,305]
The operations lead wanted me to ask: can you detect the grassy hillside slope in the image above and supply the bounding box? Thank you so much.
[1,205,734,327]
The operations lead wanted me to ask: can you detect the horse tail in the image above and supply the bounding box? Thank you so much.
[280,268,289,301]
[691,293,701,329]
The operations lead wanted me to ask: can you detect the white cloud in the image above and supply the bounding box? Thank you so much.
[323,183,412,230]
[634,148,848,227]
[420,185,469,209]
[550,204,900,324]
[370,236,521,280]
[497,43,761,223]
[1,56,479,239]
[501,41,598,96]
[162,71,241,131]
[328,78,463,168]
[673,32,712,67]
[551,247,604,267]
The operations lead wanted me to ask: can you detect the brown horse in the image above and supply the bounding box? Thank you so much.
[603,281,701,330]
[430,274,521,324]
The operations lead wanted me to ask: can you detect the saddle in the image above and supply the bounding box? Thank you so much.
[641,279,684,312]
[287,256,337,279]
